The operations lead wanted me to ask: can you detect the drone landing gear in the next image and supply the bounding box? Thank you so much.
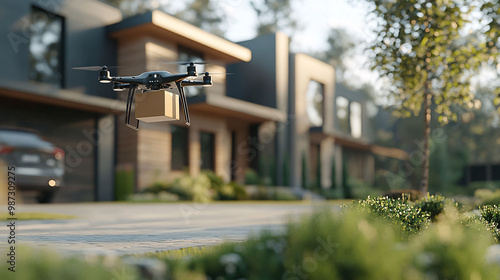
[125,86,140,130]
[175,81,190,126]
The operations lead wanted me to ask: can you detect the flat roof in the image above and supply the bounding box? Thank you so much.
[0,81,126,114]
[108,10,252,63]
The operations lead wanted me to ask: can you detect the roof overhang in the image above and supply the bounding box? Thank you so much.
[107,10,252,63]
[188,94,286,123]
[309,127,408,160]
[0,81,126,114]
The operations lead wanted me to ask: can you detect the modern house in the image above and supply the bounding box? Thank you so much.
[107,10,285,189]
[1,0,404,202]
[228,33,408,194]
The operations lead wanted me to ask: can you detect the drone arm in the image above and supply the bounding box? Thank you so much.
[163,73,192,84]
[109,76,143,85]
[180,80,212,87]
[175,81,190,126]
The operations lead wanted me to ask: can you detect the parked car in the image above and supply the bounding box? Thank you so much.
[0,127,65,203]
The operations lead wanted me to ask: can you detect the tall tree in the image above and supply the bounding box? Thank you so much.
[102,0,226,37]
[250,0,298,37]
[359,0,499,193]
[102,0,165,17]
[175,0,226,37]
[323,28,357,80]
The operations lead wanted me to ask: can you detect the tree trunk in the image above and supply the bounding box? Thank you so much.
[419,81,432,194]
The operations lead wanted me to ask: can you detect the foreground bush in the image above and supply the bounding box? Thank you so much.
[157,210,499,280]
[350,196,430,235]
[1,246,138,280]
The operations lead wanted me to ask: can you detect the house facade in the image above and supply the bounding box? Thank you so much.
[107,10,285,189]
[229,33,407,195]
[2,0,402,202]
[1,0,124,202]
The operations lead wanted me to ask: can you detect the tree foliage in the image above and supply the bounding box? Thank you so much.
[175,0,226,37]
[322,28,357,79]
[250,0,298,37]
[359,0,500,192]
[364,0,497,120]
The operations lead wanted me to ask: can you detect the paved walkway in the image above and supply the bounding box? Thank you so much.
[3,201,338,255]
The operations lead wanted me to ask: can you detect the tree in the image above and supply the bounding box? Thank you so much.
[322,28,357,80]
[250,0,298,37]
[175,0,226,37]
[102,0,165,17]
[102,0,226,37]
[359,0,499,193]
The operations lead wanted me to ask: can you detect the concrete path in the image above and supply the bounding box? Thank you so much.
[2,201,338,255]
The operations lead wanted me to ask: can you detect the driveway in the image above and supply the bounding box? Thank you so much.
[5,201,339,255]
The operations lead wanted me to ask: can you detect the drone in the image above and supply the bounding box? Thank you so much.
[74,62,213,130]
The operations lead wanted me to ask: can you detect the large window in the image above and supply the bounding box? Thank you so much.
[200,131,215,171]
[336,96,350,133]
[171,125,189,170]
[29,6,64,87]
[306,80,325,127]
[336,96,363,138]
[178,47,204,97]
[350,102,362,138]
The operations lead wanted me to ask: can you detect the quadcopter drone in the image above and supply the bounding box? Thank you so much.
[74,62,213,130]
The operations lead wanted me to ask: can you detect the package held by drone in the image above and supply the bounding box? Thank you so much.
[135,90,180,122]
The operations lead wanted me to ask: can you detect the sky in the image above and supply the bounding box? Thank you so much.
[162,0,380,96]
[164,0,374,53]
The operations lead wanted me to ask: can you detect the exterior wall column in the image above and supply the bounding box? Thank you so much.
[96,114,115,201]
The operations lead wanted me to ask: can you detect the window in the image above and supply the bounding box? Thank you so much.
[200,131,215,171]
[29,6,64,87]
[171,125,189,170]
[178,47,205,97]
[336,96,349,133]
[306,80,324,127]
[350,102,362,138]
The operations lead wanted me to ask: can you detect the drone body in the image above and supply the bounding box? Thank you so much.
[76,62,213,130]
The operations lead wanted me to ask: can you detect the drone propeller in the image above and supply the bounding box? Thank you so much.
[72,65,122,71]
[207,72,234,75]
[160,60,213,65]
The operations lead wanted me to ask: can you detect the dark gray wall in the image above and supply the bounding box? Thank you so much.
[227,33,278,108]
[1,0,120,99]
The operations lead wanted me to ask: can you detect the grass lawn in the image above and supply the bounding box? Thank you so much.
[0,212,77,220]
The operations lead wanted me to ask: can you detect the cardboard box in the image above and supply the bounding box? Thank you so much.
[135,90,180,122]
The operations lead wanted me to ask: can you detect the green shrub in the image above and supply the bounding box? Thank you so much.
[414,194,447,221]
[157,209,500,280]
[244,169,260,185]
[1,246,138,280]
[321,188,342,200]
[349,177,381,199]
[410,211,499,280]
[114,166,135,201]
[351,196,430,235]
[163,211,411,280]
[480,205,500,241]
[383,189,424,201]
[217,181,249,200]
[141,172,247,202]
[476,189,500,206]
[270,189,299,201]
